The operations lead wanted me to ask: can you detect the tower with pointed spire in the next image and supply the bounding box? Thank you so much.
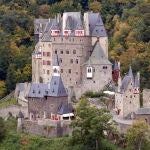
[115,65,140,119]
[28,54,71,119]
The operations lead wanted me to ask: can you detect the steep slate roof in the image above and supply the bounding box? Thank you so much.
[120,75,131,92]
[136,107,150,115]
[28,83,48,98]
[86,41,111,65]
[88,13,107,37]
[53,54,59,66]
[41,32,52,42]
[65,16,72,30]
[51,18,59,30]
[63,12,81,30]
[75,17,84,30]
[57,102,71,115]
[47,76,67,97]
[134,75,139,87]
[113,61,119,71]
[128,66,134,79]
[34,19,49,34]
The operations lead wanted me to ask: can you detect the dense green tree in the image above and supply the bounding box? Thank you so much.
[71,97,114,149]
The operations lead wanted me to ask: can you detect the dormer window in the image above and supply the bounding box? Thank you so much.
[51,30,60,36]
[64,30,71,36]
[75,30,84,36]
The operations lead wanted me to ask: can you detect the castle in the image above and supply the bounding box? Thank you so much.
[32,12,112,98]
[15,12,150,137]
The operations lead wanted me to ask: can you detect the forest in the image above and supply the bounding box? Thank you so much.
[0,0,149,98]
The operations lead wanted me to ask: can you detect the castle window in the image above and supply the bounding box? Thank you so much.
[55,50,57,54]
[60,58,62,63]
[38,90,40,94]
[76,59,78,64]
[48,44,51,47]
[61,38,63,41]
[103,66,107,69]
[60,50,63,54]
[68,69,71,73]
[93,81,95,83]
[66,50,69,54]
[70,59,73,63]
[130,95,132,98]
[130,101,131,104]
[54,81,56,85]
[47,61,51,65]
[54,38,55,41]
[43,60,47,65]
[61,69,63,73]
[43,52,46,56]
[93,68,95,72]
[88,68,92,73]
[47,52,50,56]
[73,50,76,54]
[52,89,54,93]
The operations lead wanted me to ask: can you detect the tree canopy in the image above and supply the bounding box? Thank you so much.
[71,97,114,149]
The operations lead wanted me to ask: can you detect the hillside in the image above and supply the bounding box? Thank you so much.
[0,0,149,98]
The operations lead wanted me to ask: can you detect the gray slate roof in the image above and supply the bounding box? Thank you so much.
[28,83,48,98]
[113,61,119,71]
[136,107,150,115]
[34,12,107,40]
[134,75,139,87]
[86,41,111,65]
[47,76,67,97]
[88,13,107,37]
[121,75,131,92]
[53,54,59,66]
[57,102,71,115]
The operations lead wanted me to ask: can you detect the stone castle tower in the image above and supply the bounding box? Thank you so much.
[115,66,140,119]
[32,12,112,97]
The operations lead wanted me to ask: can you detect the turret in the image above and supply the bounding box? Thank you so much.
[117,62,122,92]
[134,72,140,94]
[53,54,60,76]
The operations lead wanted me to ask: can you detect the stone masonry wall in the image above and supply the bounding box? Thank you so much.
[19,119,72,138]
[143,89,150,107]
[28,96,68,118]
[0,105,28,119]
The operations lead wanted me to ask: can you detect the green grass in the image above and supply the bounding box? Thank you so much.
[0,97,20,108]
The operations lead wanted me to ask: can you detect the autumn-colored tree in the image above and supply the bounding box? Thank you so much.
[126,120,150,150]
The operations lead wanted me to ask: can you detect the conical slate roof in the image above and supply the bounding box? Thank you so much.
[86,41,111,65]
[47,76,67,97]
[53,54,59,66]
[113,61,119,71]
[57,102,71,115]
[134,75,139,87]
